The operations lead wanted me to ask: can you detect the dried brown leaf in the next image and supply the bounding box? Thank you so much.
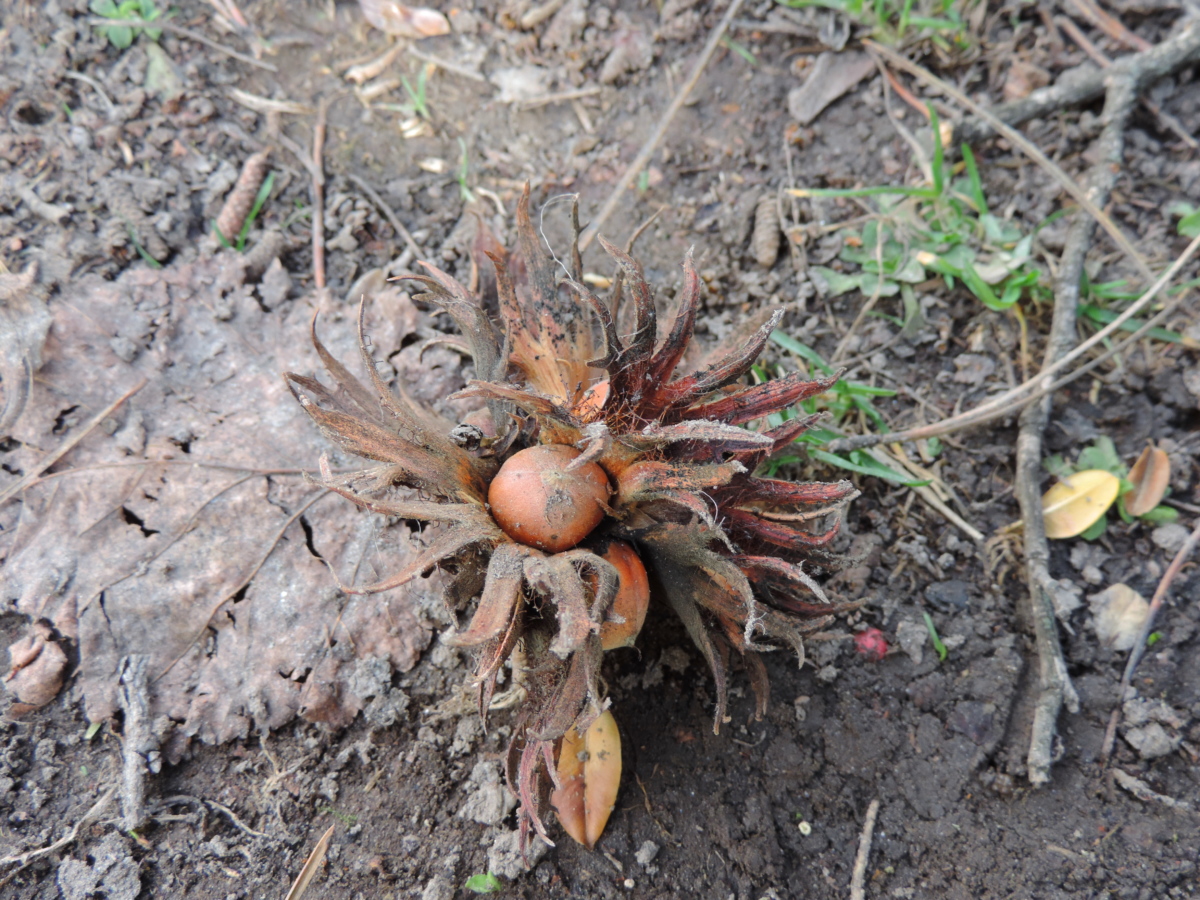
[1123,444,1170,517]
[0,258,436,744]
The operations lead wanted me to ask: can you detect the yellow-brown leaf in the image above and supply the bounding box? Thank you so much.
[1042,469,1120,539]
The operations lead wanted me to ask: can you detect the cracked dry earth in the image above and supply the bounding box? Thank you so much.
[3,0,1200,898]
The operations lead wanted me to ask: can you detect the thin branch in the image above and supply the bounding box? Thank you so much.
[1100,516,1200,767]
[579,0,747,251]
[849,798,881,900]
[951,19,1200,145]
[1020,71,1136,786]
[825,232,1200,453]
[347,173,424,259]
[311,98,330,291]
[0,786,118,886]
[0,377,147,506]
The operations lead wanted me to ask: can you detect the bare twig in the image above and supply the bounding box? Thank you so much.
[1065,0,1151,52]
[311,98,330,291]
[825,231,1200,454]
[516,85,603,109]
[0,786,118,886]
[118,655,154,832]
[407,46,488,83]
[85,18,277,71]
[951,19,1200,145]
[1053,16,1198,149]
[0,376,147,506]
[347,173,424,259]
[1100,516,1200,767]
[580,0,747,251]
[849,798,881,900]
[1020,72,1137,786]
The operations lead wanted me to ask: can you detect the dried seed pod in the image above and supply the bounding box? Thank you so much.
[751,193,781,268]
[551,710,622,848]
[215,150,271,244]
[488,444,610,552]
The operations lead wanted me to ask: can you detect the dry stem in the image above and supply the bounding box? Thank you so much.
[849,798,881,900]
[953,19,1200,145]
[1019,73,1136,785]
[580,0,747,251]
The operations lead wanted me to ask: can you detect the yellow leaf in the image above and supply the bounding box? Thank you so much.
[1042,469,1120,539]
[551,710,622,849]
[1123,444,1171,517]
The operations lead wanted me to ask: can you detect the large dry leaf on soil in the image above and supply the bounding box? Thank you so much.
[1,255,438,746]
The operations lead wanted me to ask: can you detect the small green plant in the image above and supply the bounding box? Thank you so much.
[91,0,162,49]
[457,138,475,204]
[213,171,276,253]
[126,223,163,269]
[776,0,969,49]
[922,611,948,661]
[720,34,758,65]
[401,65,431,120]
[765,332,929,487]
[1171,201,1200,238]
[794,113,1047,315]
[317,805,358,826]
[465,872,503,894]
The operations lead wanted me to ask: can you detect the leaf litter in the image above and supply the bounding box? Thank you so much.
[1,254,435,753]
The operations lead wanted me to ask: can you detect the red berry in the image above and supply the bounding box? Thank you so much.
[854,628,888,662]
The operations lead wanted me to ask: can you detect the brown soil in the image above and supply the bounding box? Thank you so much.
[3,1,1200,899]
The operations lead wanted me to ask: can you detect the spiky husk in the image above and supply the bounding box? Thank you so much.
[286,185,858,847]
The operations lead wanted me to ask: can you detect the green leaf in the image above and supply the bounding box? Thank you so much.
[108,24,134,48]
[237,170,276,251]
[1079,515,1108,541]
[961,144,987,215]
[770,332,834,375]
[809,449,930,486]
[1178,208,1200,238]
[810,265,864,298]
[465,873,503,894]
[1138,505,1179,525]
[1076,436,1123,475]
[91,0,120,15]
[922,612,948,662]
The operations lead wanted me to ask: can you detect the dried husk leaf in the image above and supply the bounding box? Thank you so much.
[1123,445,1171,517]
[1042,469,1121,539]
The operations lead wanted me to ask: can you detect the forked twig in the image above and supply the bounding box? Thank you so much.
[1019,73,1138,783]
